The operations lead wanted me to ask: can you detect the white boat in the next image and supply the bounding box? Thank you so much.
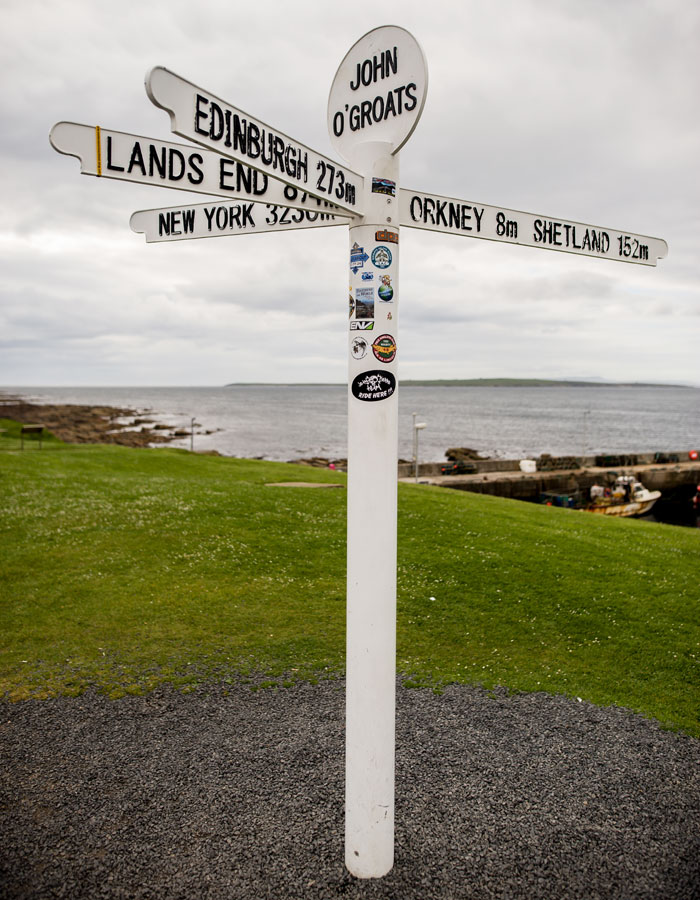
[587,475,661,517]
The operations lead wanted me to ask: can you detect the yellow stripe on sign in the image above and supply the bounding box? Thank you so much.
[95,126,102,176]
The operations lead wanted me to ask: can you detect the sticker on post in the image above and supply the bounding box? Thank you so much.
[349,292,355,319]
[372,334,396,363]
[377,274,393,302]
[376,229,398,244]
[355,287,374,318]
[372,178,396,197]
[350,242,369,273]
[351,336,369,360]
[352,370,396,402]
[371,246,392,269]
[350,320,374,331]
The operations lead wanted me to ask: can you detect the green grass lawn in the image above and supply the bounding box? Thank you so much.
[1,433,698,736]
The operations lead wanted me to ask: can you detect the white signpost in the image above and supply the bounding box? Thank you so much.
[49,122,351,217]
[49,24,667,882]
[130,199,344,243]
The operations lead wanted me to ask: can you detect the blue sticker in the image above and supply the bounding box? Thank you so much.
[371,245,392,269]
[361,271,374,281]
[350,242,369,274]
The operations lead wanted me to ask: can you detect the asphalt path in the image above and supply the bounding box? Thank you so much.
[2,681,699,899]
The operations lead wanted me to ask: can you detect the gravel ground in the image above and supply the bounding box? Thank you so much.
[1,680,699,900]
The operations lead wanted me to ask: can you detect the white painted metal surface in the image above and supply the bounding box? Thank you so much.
[130,200,344,242]
[399,187,668,266]
[145,66,364,216]
[49,122,350,217]
[345,141,400,880]
[328,26,428,162]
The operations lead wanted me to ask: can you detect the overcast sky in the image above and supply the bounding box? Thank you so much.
[1,0,698,386]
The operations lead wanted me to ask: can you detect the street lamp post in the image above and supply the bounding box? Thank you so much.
[413,421,426,483]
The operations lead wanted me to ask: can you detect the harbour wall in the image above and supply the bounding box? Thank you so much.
[398,451,700,505]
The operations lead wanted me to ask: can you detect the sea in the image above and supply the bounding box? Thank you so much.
[5,383,700,463]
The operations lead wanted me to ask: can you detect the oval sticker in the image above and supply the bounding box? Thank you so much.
[351,369,396,402]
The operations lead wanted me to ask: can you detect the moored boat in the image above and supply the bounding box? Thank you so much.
[586,475,661,517]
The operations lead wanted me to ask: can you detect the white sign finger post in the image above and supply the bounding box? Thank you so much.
[49,23,666,883]
[328,25,428,879]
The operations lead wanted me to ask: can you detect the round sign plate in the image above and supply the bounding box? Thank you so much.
[328,25,428,162]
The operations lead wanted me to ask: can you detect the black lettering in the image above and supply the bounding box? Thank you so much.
[360,100,372,129]
[168,148,185,181]
[273,136,285,173]
[229,206,242,228]
[448,203,460,229]
[473,207,484,232]
[194,94,209,135]
[247,123,261,159]
[236,163,251,194]
[349,105,361,131]
[204,206,216,231]
[573,226,582,249]
[296,152,308,183]
[590,230,600,253]
[106,136,125,172]
[350,63,361,91]
[533,219,543,243]
[423,198,436,225]
[409,196,422,222]
[279,206,291,224]
[148,144,166,178]
[404,83,417,111]
[386,47,398,77]
[394,85,406,114]
[158,212,170,236]
[219,158,235,191]
[581,229,591,251]
[182,208,195,233]
[127,142,146,176]
[242,203,254,227]
[601,232,610,253]
[224,110,232,147]
[333,111,344,136]
[187,153,204,185]
[361,59,372,86]
[170,211,182,235]
[253,171,268,195]
[435,200,448,227]
[232,114,246,154]
[372,94,384,122]
[460,205,472,231]
[284,145,296,179]
[215,207,228,230]
[209,102,224,142]
[383,90,396,119]
[260,129,273,166]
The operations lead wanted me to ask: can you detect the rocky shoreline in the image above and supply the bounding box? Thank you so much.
[0,393,185,449]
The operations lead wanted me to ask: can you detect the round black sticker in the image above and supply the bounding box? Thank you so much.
[351,369,396,402]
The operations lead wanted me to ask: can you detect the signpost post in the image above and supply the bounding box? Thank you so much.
[49,23,667,882]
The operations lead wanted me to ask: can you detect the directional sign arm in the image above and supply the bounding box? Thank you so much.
[145,66,364,216]
[49,122,352,218]
[130,199,346,243]
[399,188,668,266]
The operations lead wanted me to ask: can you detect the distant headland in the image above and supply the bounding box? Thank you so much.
[225,378,692,388]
